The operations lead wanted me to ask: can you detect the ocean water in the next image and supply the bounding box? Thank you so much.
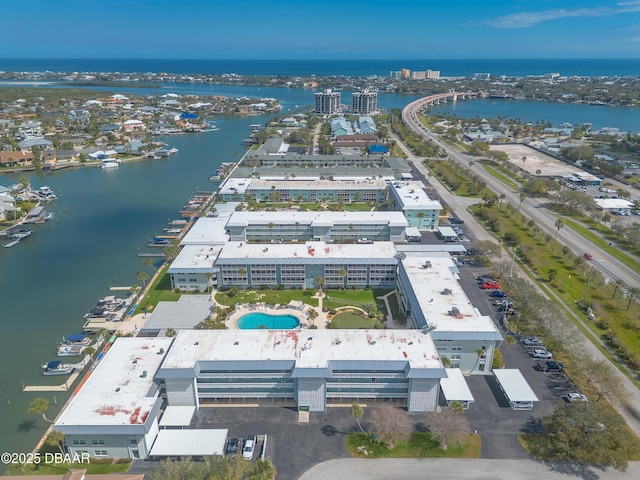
[1,58,640,77]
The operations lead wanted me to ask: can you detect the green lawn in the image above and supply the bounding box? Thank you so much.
[330,311,379,328]
[134,266,181,314]
[322,289,389,311]
[215,289,319,308]
[480,162,520,191]
[346,432,481,459]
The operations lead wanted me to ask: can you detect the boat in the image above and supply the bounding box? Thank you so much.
[37,186,57,201]
[3,239,20,248]
[60,334,93,347]
[101,158,120,169]
[44,212,54,221]
[168,147,179,154]
[10,229,32,240]
[57,344,89,357]
[42,360,75,376]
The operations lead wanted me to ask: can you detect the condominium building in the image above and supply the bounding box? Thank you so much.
[225,211,408,243]
[314,89,341,115]
[396,254,502,374]
[352,90,378,115]
[156,329,446,413]
[215,241,398,289]
[388,181,442,231]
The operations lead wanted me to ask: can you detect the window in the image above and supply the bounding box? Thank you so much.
[451,346,462,352]
[450,354,461,360]
[92,440,105,445]
[129,439,138,445]
[72,440,86,446]
[94,450,108,457]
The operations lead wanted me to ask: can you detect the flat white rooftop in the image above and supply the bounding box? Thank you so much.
[169,244,222,271]
[437,226,457,238]
[180,217,229,245]
[216,241,399,263]
[219,178,251,196]
[55,337,173,428]
[150,429,228,457]
[494,369,539,402]
[158,406,196,427]
[227,210,408,227]
[596,198,634,210]
[249,178,388,190]
[401,254,502,338]
[440,368,475,403]
[390,181,442,210]
[161,329,444,371]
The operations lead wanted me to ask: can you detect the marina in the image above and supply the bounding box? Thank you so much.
[41,361,75,376]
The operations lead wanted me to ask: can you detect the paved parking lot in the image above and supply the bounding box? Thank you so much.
[198,405,354,480]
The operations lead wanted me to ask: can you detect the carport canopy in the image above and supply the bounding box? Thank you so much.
[494,369,539,410]
[159,406,196,428]
[405,227,421,239]
[150,429,228,457]
[437,226,457,238]
[440,368,475,408]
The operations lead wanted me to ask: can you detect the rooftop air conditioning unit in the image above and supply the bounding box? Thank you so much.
[451,307,460,316]
[423,261,432,269]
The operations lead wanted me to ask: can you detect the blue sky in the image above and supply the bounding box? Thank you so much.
[3,0,640,59]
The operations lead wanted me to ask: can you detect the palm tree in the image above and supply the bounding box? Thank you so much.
[82,345,96,367]
[498,193,506,211]
[137,271,149,287]
[46,431,69,465]
[449,401,465,414]
[517,193,526,222]
[314,276,325,293]
[467,348,485,374]
[611,278,627,300]
[28,397,54,423]
[552,218,564,252]
[350,403,367,435]
[144,257,159,273]
[237,267,247,286]
[626,286,640,310]
[337,269,348,290]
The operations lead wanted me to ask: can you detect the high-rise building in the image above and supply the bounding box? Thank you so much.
[401,68,411,79]
[314,89,341,115]
[426,70,440,79]
[352,89,378,115]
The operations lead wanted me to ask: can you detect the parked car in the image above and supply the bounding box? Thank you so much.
[357,238,373,244]
[242,436,256,460]
[538,360,564,372]
[565,392,588,402]
[490,290,506,298]
[531,348,553,359]
[226,438,239,456]
[584,253,593,260]
[482,281,501,290]
[522,336,542,346]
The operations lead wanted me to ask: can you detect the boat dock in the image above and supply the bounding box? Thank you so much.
[22,358,88,392]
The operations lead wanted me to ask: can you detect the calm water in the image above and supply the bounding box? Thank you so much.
[0,81,638,465]
[1,58,640,77]
[237,313,301,330]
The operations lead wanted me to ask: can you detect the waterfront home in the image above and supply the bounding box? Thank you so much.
[18,137,53,151]
[123,119,145,132]
[0,150,34,168]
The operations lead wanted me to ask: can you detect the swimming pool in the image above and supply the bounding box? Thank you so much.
[237,312,300,330]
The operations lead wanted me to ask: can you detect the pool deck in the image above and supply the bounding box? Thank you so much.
[226,303,321,329]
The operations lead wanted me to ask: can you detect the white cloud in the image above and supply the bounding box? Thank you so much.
[482,2,640,29]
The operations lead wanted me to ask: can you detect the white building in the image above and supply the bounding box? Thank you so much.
[352,90,378,115]
[55,337,173,459]
[396,254,503,374]
[156,329,446,413]
[315,89,341,115]
[388,181,442,231]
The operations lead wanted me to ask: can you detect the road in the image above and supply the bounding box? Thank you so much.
[299,458,640,480]
[398,95,640,438]
[402,96,639,288]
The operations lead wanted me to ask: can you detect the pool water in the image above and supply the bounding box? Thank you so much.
[237,312,300,329]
